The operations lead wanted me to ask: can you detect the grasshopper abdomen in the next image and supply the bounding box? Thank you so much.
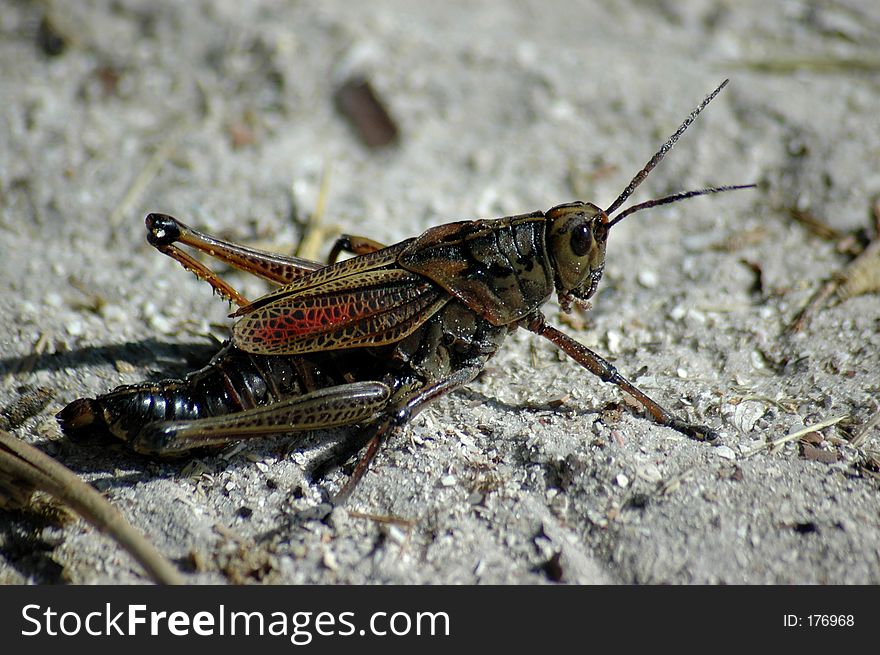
[58,342,321,452]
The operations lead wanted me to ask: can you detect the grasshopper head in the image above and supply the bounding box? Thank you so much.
[546,202,609,312]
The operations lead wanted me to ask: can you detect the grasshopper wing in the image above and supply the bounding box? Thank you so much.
[232,243,448,355]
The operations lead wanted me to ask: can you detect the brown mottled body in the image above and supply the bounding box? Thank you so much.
[58,81,753,502]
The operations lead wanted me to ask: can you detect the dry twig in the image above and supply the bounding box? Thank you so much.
[0,430,185,584]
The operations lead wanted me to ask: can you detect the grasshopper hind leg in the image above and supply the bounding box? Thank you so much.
[144,213,325,306]
[127,382,392,456]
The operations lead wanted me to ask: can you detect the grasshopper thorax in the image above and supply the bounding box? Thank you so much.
[545,201,609,313]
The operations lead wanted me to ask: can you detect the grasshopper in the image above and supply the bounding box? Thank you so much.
[59,80,753,503]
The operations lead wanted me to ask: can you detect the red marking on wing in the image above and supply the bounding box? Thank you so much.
[270,303,354,336]
[233,270,448,355]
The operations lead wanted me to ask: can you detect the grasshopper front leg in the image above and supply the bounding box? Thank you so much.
[525,313,716,441]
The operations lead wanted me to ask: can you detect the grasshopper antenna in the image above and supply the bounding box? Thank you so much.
[606,183,755,228]
[604,79,731,218]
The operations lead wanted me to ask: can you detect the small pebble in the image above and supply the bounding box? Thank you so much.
[322,549,339,572]
[467,491,484,505]
[637,463,662,484]
[687,309,707,324]
[385,525,407,546]
[100,303,127,323]
[715,445,736,460]
[65,319,84,336]
[638,269,659,288]
[615,473,630,488]
[440,474,457,487]
[148,313,174,334]
[606,329,623,353]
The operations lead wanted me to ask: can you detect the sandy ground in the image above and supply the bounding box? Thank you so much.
[1,0,879,584]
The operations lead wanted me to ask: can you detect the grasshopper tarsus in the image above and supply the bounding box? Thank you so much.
[60,81,752,502]
[332,364,482,504]
[670,420,719,442]
[327,234,387,264]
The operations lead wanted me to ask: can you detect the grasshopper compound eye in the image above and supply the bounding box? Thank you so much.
[569,223,593,257]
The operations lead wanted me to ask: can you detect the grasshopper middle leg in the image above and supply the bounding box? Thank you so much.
[332,365,483,504]
[327,235,387,264]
